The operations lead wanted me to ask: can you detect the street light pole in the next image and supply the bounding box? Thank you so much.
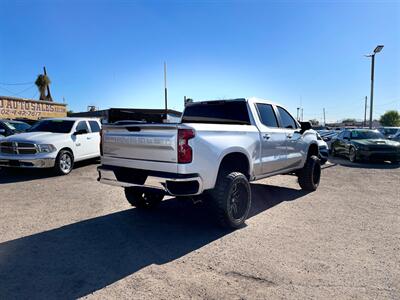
[366,45,384,129]
[369,54,375,129]
[164,62,168,119]
[364,96,368,128]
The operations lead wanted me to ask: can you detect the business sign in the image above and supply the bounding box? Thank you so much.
[0,97,67,120]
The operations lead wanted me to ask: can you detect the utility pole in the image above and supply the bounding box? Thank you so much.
[323,108,326,126]
[297,107,300,121]
[366,45,384,129]
[43,66,52,101]
[364,96,368,128]
[164,62,168,119]
[301,108,304,122]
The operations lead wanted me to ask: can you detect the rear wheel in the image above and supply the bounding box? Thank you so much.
[124,188,164,209]
[298,155,321,191]
[210,172,251,229]
[54,150,74,175]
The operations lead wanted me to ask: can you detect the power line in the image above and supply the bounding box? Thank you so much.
[0,84,35,97]
[13,85,35,96]
[0,85,15,94]
[0,81,33,86]
[31,90,39,99]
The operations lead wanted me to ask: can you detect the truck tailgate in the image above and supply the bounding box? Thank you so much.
[102,124,178,163]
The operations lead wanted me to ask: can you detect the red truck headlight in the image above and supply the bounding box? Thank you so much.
[178,129,195,163]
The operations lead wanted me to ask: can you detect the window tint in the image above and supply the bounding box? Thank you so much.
[6,122,30,132]
[351,130,384,139]
[182,100,250,125]
[76,121,89,133]
[343,131,350,139]
[29,120,75,133]
[89,121,101,133]
[277,107,297,129]
[256,103,278,127]
[337,131,344,139]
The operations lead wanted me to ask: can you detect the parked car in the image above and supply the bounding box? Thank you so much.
[13,118,39,126]
[318,130,338,150]
[331,129,400,163]
[316,133,328,165]
[0,118,101,175]
[377,127,400,139]
[0,119,31,138]
[98,97,321,228]
[392,131,400,142]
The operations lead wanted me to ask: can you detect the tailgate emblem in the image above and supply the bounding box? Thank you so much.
[105,136,172,146]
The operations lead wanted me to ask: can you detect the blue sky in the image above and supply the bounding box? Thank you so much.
[0,0,399,123]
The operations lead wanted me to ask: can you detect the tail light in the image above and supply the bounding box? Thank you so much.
[178,129,195,163]
[100,128,104,156]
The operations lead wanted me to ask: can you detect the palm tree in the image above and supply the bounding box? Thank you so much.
[35,74,51,100]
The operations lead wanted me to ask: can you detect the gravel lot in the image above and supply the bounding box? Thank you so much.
[0,158,399,299]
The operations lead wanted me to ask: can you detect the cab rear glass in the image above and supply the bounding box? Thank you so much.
[182,100,251,125]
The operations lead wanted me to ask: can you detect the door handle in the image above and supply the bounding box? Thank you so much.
[287,133,293,139]
[263,134,271,140]
[87,137,92,140]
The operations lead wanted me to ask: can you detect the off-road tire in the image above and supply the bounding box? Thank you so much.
[54,150,74,175]
[210,172,251,229]
[124,188,164,209]
[298,155,321,191]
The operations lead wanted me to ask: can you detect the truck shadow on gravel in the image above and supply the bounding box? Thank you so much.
[0,184,307,299]
[0,159,100,184]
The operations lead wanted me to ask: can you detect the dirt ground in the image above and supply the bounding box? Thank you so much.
[0,158,399,299]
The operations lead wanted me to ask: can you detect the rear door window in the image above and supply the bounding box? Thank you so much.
[256,103,279,127]
[76,121,89,133]
[89,121,101,133]
[277,107,297,129]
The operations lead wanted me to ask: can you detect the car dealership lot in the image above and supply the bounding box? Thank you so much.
[0,159,399,299]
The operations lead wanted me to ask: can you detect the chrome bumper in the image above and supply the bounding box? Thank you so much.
[0,158,55,168]
[97,166,203,196]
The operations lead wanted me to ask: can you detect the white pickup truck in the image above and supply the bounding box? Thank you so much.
[98,98,321,228]
[0,118,101,175]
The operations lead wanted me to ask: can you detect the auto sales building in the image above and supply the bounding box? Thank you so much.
[0,96,67,120]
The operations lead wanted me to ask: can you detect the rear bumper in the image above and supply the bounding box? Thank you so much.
[97,165,203,196]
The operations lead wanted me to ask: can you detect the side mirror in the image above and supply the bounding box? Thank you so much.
[300,121,312,133]
[74,129,88,135]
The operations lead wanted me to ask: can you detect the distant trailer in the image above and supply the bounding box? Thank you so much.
[70,108,182,124]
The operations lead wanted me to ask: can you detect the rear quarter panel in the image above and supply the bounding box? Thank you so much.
[178,123,261,190]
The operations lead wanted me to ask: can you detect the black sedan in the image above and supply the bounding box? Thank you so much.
[0,119,31,138]
[331,129,400,163]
